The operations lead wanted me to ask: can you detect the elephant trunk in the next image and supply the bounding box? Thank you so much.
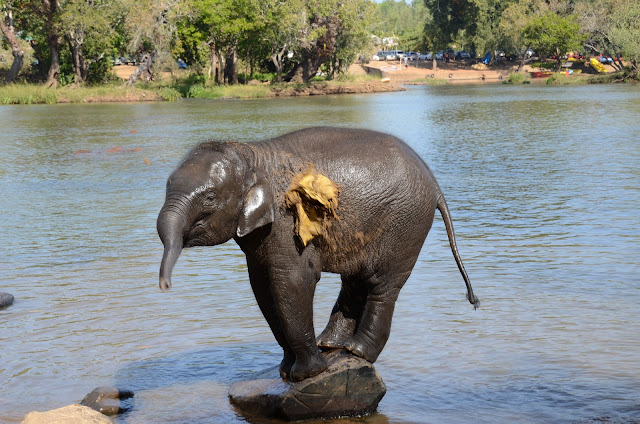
[157,203,188,291]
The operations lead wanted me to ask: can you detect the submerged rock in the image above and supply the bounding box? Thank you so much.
[80,387,134,416]
[21,404,114,424]
[0,292,14,309]
[229,349,386,421]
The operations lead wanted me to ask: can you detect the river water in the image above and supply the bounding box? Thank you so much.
[0,85,638,423]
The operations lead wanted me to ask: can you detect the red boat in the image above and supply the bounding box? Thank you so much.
[530,71,553,78]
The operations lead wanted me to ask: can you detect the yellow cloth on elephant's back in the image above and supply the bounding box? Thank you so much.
[285,172,339,246]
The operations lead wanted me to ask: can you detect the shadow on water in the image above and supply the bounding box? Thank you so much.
[112,343,390,424]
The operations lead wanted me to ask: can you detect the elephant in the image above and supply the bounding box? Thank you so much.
[157,127,478,382]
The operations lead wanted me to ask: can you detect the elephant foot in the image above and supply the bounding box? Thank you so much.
[344,338,380,363]
[288,354,328,382]
[316,331,348,351]
[279,351,296,379]
[317,314,357,351]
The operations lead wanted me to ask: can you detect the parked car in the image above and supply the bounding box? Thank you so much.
[389,50,405,59]
[371,54,381,61]
[112,57,122,66]
[405,52,419,60]
[435,51,443,60]
[385,52,397,61]
[456,51,471,60]
[418,52,432,60]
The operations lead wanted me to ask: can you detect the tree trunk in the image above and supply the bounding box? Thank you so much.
[127,53,154,85]
[69,31,86,85]
[208,42,219,83]
[224,42,238,85]
[432,56,438,71]
[45,36,61,88]
[0,11,24,83]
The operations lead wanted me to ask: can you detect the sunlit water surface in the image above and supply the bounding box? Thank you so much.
[0,85,639,423]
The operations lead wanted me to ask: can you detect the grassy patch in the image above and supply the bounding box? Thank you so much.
[0,84,58,104]
[0,83,169,104]
[183,83,272,99]
[503,72,530,84]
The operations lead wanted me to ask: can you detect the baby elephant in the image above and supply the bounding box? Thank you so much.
[157,127,478,382]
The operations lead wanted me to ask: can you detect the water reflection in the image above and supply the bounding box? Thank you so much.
[1,85,639,423]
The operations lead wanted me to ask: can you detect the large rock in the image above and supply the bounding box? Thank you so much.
[229,349,386,421]
[21,404,113,424]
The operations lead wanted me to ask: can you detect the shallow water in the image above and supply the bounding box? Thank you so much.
[0,85,639,423]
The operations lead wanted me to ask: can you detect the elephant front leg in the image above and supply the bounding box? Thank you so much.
[317,276,367,350]
[247,262,295,377]
[269,253,327,382]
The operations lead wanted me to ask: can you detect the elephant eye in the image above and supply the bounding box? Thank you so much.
[204,192,216,203]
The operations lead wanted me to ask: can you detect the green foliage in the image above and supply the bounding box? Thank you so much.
[373,0,428,50]
[609,2,640,68]
[524,12,585,66]
[504,71,529,84]
[0,83,58,104]
[423,0,478,51]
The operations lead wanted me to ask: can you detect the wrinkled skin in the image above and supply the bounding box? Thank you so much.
[157,127,478,382]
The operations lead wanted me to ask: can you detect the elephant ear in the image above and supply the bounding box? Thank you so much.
[237,170,275,238]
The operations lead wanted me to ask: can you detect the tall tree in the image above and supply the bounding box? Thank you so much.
[470,0,517,62]
[261,0,305,82]
[24,0,62,87]
[58,0,120,84]
[423,0,478,70]
[609,1,640,73]
[124,0,182,85]
[285,0,373,83]
[499,0,548,69]
[183,0,260,84]
[0,0,24,83]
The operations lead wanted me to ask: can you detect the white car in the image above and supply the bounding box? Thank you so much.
[406,52,419,61]
[371,54,380,61]
[418,53,432,60]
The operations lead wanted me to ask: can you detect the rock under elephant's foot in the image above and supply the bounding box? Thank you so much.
[229,349,386,421]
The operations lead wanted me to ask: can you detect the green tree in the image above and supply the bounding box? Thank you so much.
[19,0,62,87]
[523,11,584,69]
[123,0,184,85]
[373,0,427,51]
[327,0,375,78]
[260,0,305,82]
[499,0,548,68]
[180,0,260,84]
[423,0,477,70]
[470,0,517,62]
[58,0,121,84]
[609,1,640,73]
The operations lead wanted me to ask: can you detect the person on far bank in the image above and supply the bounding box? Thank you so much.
[404,56,408,68]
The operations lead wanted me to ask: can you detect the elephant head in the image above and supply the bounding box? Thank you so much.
[157,143,275,291]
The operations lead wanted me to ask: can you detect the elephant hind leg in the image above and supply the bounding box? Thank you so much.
[344,271,410,363]
[317,276,367,350]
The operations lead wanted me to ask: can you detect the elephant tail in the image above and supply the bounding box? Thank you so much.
[436,190,479,309]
